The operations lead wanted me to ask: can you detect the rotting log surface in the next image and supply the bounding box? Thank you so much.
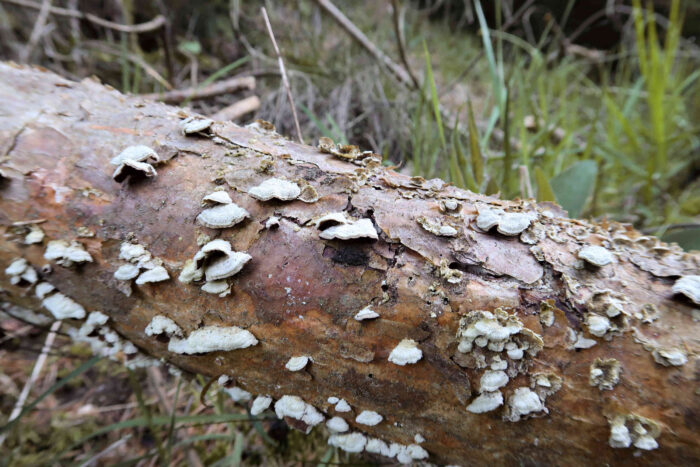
[0,63,698,466]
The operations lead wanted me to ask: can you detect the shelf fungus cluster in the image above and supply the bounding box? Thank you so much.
[196,189,249,229]
[179,239,251,297]
[475,207,536,236]
[110,145,160,182]
[113,242,169,295]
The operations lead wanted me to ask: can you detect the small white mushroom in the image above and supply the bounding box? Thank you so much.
[202,190,233,205]
[414,434,426,444]
[167,325,258,354]
[180,116,213,135]
[417,217,459,237]
[110,145,159,166]
[475,208,503,231]
[265,216,280,229]
[35,282,55,300]
[223,387,252,402]
[119,242,150,263]
[112,159,157,182]
[44,240,93,266]
[609,419,632,448]
[334,399,351,412]
[197,203,249,229]
[314,212,348,229]
[201,280,231,296]
[578,245,614,267]
[178,259,203,283]
[388,339,422,366]
[355,410,383,426]
[586,314,611,337]
[248,178,301,201]
[250,395,273,416]
[354,306,379,321]
[479,370,509,392]
[145,315,182,337]
[671,275,700,305]
[506,387,544,421]
[114,264,140,281]
[285,356,311,371]
[204,251,252,281]
[652,347,688,366]
[24,225,45,244]
[319,218,378,241]
[326,416,349,433]
[328,433,367,453]
[497,212,533,236]
[42,292,86,320]
[466,391,503,413]
[274,395,324,430]
[5,258,28,276]
[327,396,339,404]
[135,266,169,285]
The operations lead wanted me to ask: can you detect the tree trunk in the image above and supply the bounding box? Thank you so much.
[0,63,698,466]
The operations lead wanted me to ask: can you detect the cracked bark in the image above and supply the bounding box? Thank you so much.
[0,63,698,466]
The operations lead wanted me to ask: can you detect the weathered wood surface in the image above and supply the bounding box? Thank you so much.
[0,63,698,466]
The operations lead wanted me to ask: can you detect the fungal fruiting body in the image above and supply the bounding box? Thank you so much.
[112,159,157,182]
[223,387,252,402]
[355,410,383,426]
[248,178,301,201]
[274,395,324,433]
[250,395,273,416]
[202,190,233,205]
[388,339,422,366]
[466,391,504,413]
[145,315,182,337]
[589,358,621,390]
[197,196,249,228]
[334,399,351,412]
[24,225,44,244]
[479,370,509,392]
[285,356,311,371]
[180,116,213,135]
[44,240,93,267]
[319,218,378,240]
[192,239,251,283]
[34,282,55,299]
[578,245,614,267]
[167,326,258,354]
[608,415,660,450]
[4,258,37,285]
[652,347,688,366]
[475,208,534,236]
[672,275,700,305]
[200,280,231,296]
[326,416,349,433]
[505,387,545,422]
[110,145,159,166]
[135,266,170,285]
[416,217,459,237]
[42,292,86,320]
[328,433,367,453]
[354,306,379,321]
[114,264,140,281]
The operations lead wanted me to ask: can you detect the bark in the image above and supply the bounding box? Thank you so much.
[0,63,698,466]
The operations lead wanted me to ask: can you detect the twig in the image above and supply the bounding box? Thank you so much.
[390,0,419,89]
[518,165,534,199]
[0,320,61,449]
[86,40,172,90]
[78,434,132,467]
[2,0,166,33]
[19,0,52,63]
[140,76,255,103]
[210,95,260,121]
[261,6,303,144]
[314,0,415,89]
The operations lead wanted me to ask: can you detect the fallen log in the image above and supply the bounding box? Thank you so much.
[0,62,698,466]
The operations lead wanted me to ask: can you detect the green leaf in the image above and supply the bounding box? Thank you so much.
[534,167,556,202]
[661,227,700,251]
[550,160,598,218]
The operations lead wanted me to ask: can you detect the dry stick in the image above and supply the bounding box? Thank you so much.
[210,95,261,122]
[391,0,419,89]
[19,0,52,63]
[2,0,165,33]
[86,40,172,90]
[314,0,415,89]
[518,165,534,199]
[261,6,304,145]
[140,76,255,104]
[0,320,61,449]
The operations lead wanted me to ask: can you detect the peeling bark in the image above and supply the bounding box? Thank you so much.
[1,63,698,466]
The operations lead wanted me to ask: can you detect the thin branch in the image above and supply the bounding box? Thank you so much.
[391,0,419,89]
[314,0,416,89]
[86,40,172,90]
[19,0,52,63]
[2,0,165,33]
[0,320,61,449]
[261,6,303,144]
[140,76,255,103]
[210,95,260,121]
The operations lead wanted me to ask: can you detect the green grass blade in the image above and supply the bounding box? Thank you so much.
[534,167,556,202]
[317,446,335,467]
[183,56,250,106]
[466,100,484,189]
[423,42,446,149]
[0,355,102,434]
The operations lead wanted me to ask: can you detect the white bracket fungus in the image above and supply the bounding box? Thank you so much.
[265,216,280,229]
[578,245,614,267]
[202,190,233,206]
[114,263,140,281]
[145,315,182,337]
[608,415,660,450]
[466,391,504,413]
[334,399,351,412]
[479,370,509,392]
[354,306,379,321]
[192,239,252,282]
[505,387,545,422]
[417,216,459,237]
[201,280,231,296]
[248,178,301,201]
[475,208,535,236]
[119,242,150,263]
[314,212,349,230]
[110,145,159,166]
[35,282,55,299]
[388,339,422,366]
[285,355,311,371]
[319,218,378,241]
[326,416,349,433]
[456,309,543,359]
[274,395,324,432]
[178,259,203,283]
[112,159,157,182]
[355,410,383,426]
[4,258,37,285]
[671,275,700,305]
[180,116,213,135]
[44,240,93,267]
[42,292,86,320]
[223,387,252,402]
[167,325,258,354]
[652,347,688,367]
[24,225,45,244]
[135,265,170,285]
[250,395,273,416]
[197,203,249,229]
[328,432,367,453]
[589,358,621,390]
